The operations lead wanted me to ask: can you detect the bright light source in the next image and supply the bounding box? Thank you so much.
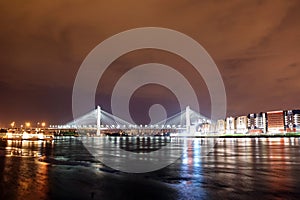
[10,121,15,127]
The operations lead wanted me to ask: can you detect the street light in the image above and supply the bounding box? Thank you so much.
[41,122,46,128]
[25,122,31,133]
[10,121,15,128]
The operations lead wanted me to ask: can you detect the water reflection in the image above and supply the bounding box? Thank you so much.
[4,140,54,157]
[0,140,52,200]
[0,137,300,199]
[111,136,172,153]
[199,137,300,199]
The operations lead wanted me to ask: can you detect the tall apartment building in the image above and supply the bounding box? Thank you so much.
[256,113,267,133]
[285,110,295,132]
[283,110,300,132]
[294,110,300,132]
[226,117,235,134]
[247,113,267,133]
[217,119,226,134]
[267,111,285,133]
[248,114,256,130]
[236,116,248,134]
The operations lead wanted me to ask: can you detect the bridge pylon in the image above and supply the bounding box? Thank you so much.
[96,106,101,136]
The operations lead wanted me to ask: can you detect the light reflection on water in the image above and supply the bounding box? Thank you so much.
[3,140,54,157]
[0,137,300,199]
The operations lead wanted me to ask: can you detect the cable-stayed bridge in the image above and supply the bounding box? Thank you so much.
[50,106,216,136]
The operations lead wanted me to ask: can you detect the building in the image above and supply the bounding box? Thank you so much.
[248,114,256,130]
[200,123,211,134]
[294,110,300,132]
[218,110,300,134]
[226,117,235,134]
[285,110,295,132]
[284,110,300,132]
[247,113,267,134]
[267,111,285,133]
[256,113,267,133]
[216,120,226,134]
[236,116,248,134]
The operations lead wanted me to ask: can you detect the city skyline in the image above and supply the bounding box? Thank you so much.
[1,1,300,126]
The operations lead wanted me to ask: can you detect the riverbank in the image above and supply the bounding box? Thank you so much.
[195,132,300,138]
[2,133,300,140]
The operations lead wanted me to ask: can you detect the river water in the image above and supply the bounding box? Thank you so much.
[1,137,300,200]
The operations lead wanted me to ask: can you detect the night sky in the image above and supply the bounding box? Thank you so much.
[0,0,300,127]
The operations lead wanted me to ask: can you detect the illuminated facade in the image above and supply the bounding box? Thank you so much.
[267,111,285,133]
[236,116,248,134]
[217,120,226,134]
[200,123,210,134]
[247,113,267,134]
[248,114,256,130]
[284,110,300,132]
[226,117,235,134]
[256,113,267,133]
[285,110,295,132]
[294,110,300,132]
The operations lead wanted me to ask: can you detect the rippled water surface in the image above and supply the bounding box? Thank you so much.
[1,137,300,200]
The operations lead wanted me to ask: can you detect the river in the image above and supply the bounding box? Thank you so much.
[1,137,300,200]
